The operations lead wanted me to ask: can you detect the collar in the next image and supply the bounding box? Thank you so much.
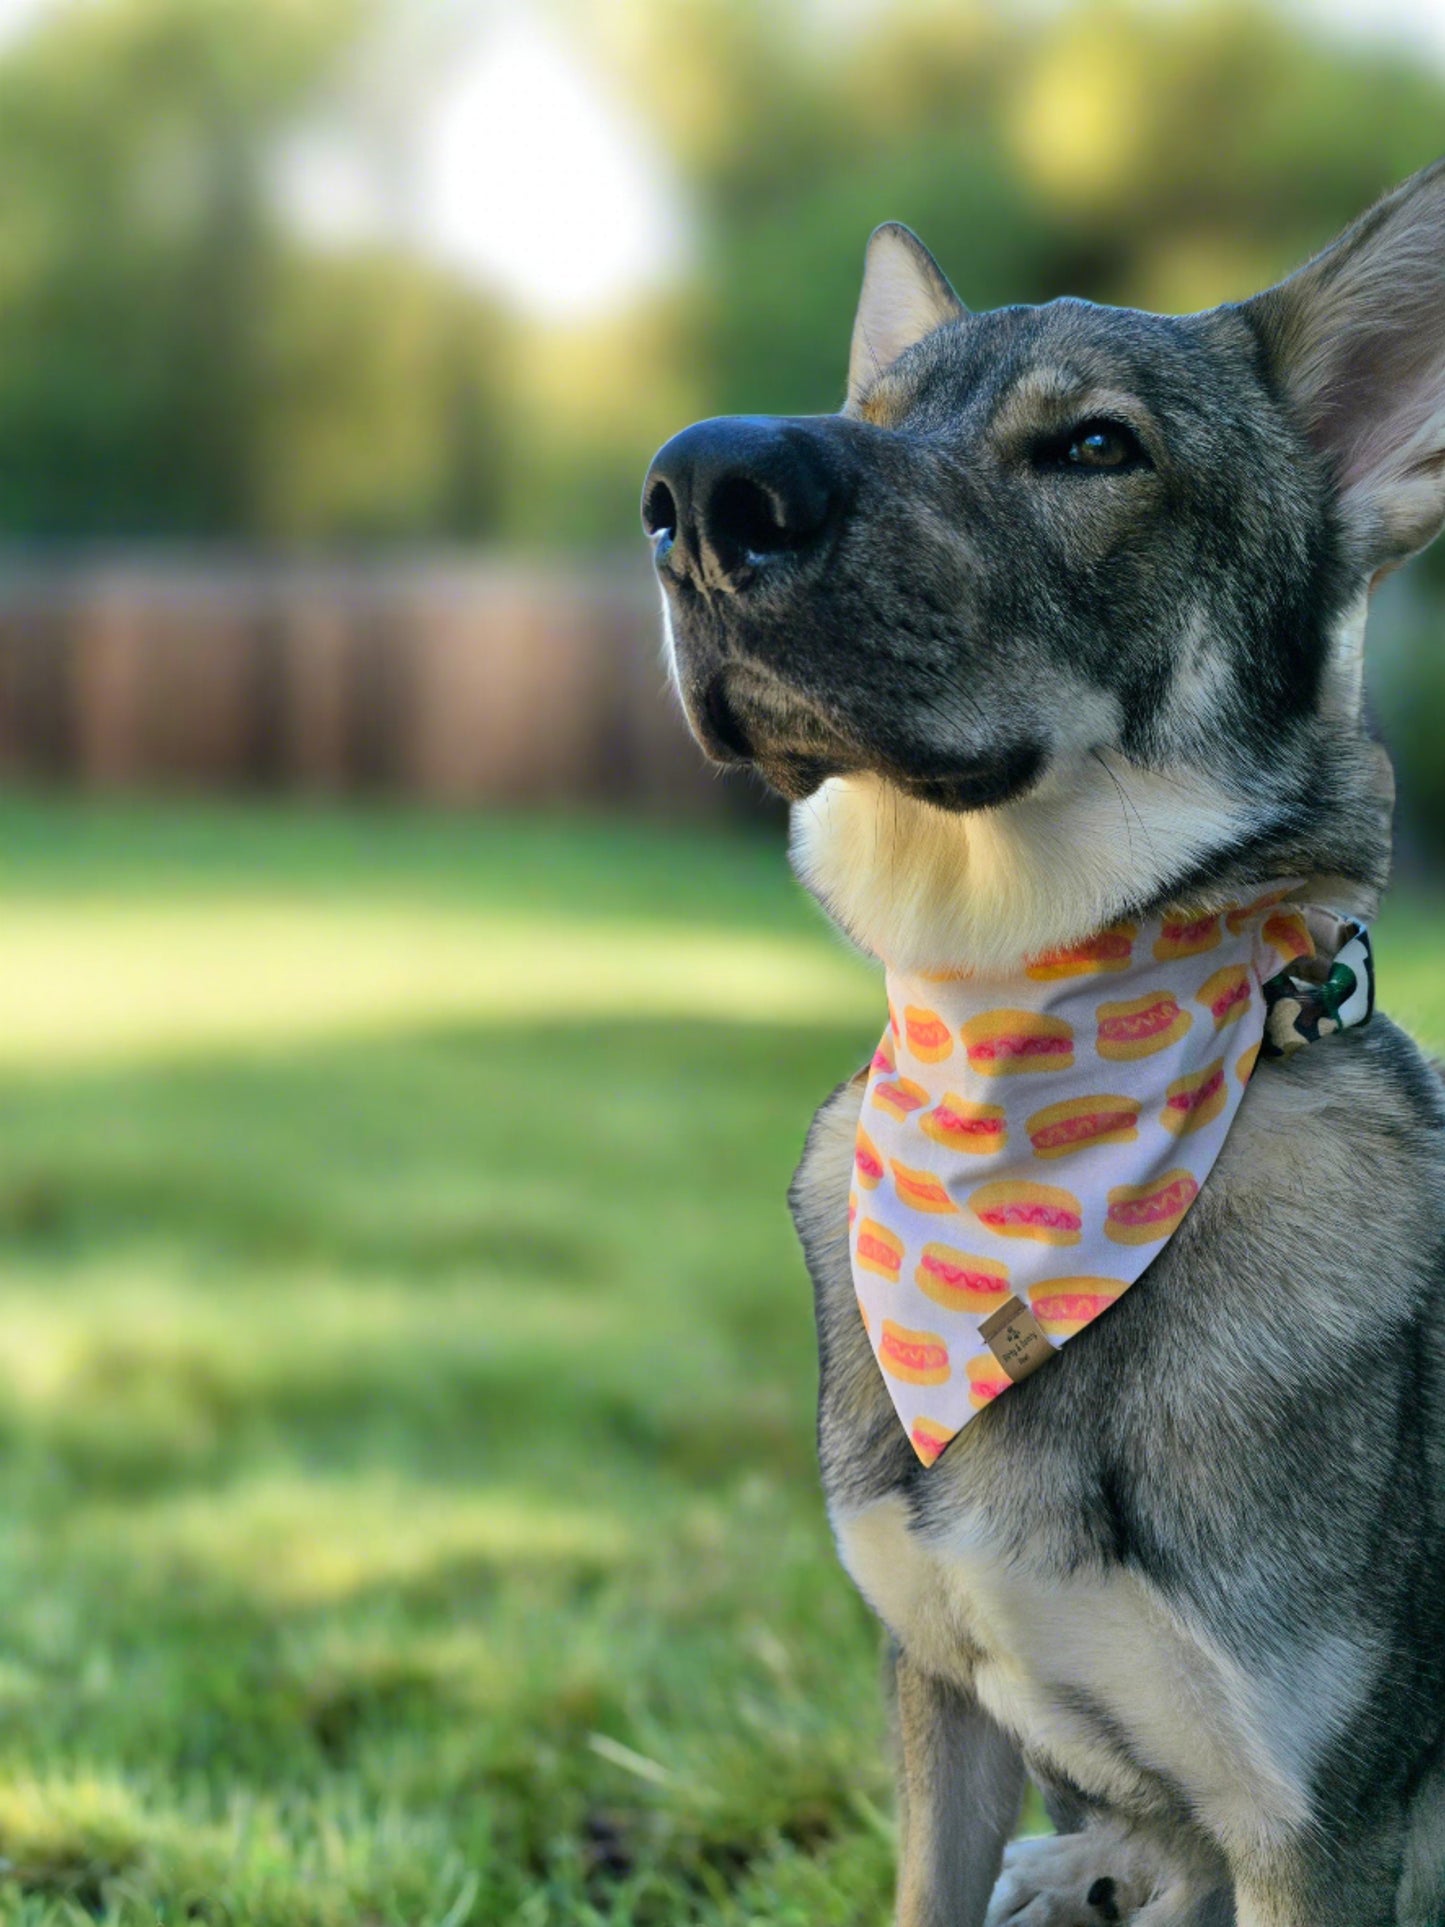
[848,888,1374,1466]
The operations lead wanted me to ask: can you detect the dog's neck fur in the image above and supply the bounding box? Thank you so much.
[791,604,1389,978]
[792,761,1249,977]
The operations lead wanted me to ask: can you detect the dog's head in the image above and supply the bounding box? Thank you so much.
[643,161,1445,972]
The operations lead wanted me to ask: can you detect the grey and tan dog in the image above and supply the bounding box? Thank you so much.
[641,159,1445,1926]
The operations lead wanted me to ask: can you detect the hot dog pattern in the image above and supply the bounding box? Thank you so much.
[879,1319,950,1385]
[1153,910,1222,961]
[1024,921,1137,981]
[1225,887,1293,936]
[1027,1276,1126,1334]
[850,887,1311,1463]
[921,1094,1008,1155]
[856,1218,903,1280]
[1096,990,1191,1060]
[1104,1169,1200,1243]
[960,1008,1076,1075]
[890,1159,958,1215]
[1262,909,1312,966]
[854,1126,885,1189]
[1025,1093,1140,1158]
[1195,964,1250,1032]
[904,1005,953,1062]
[914,1244,1011,1313]
[872,1074,929,1120]
[967,1179,1084,1246]
[1160,1059,1228,1137]
[910,1416,957,1463]
[965,1353,1013,1408]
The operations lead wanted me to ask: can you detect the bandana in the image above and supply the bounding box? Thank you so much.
[848,890,1375,1466]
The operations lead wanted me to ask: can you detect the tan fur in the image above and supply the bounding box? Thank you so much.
[789,590,1386,979]
[791,760,1256,977]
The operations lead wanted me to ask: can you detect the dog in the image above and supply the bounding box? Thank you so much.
[641,158,1445,1926]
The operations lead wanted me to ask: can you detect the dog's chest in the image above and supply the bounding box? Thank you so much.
[833,1492,1314,1849]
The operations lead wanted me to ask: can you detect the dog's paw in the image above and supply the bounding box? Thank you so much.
[985,1832,1147,1926]
[984,1830,1216,1927]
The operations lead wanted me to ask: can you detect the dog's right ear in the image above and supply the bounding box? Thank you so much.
[1243,158,1445,573]
[847,224,964,410]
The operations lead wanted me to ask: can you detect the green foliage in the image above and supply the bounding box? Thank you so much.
[3,0,1445,544]
[1369,588,1445,872]
[253,252,515,543]
[0,0,516,543]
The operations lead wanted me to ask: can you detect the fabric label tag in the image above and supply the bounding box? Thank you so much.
[980,1297,1052,1383]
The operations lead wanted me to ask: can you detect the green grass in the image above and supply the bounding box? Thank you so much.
[0,797,1439,1926]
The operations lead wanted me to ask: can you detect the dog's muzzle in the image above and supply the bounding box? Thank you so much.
[641,415,842,596]
[640,413,1048,812]
[641,415,864,789]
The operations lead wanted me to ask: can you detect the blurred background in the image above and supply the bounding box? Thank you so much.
[0,2,1443,1922]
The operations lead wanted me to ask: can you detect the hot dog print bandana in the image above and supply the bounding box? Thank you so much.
[849,890,1375,1465]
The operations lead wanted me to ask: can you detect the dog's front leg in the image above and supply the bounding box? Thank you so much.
[892,1643,1025,1927]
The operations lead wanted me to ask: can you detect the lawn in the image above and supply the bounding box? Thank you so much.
[0,797,1439,1927]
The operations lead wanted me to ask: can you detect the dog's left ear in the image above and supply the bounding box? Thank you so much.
[1244,157,1445,572]
[847,224,965,410]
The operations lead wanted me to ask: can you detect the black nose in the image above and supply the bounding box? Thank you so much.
[641,416,839,589]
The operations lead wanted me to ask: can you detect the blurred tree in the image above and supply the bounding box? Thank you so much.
[1,0,1445,582]
[0,0,517,543]
[251,250,514,543]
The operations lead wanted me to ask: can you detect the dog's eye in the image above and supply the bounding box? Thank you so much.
[1063,420,1147,470]
[1032,419,1150,474]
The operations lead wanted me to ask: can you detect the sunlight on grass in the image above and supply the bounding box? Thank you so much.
[0,901,877,1071]
[84,1476,632,1609]
[0,1776,157,1893]
[0,1775,482,1926]
[0,1271,619,1411]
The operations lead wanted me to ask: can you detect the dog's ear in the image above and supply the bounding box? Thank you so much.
[1244,158,1445,572]
[847,223,964,408]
